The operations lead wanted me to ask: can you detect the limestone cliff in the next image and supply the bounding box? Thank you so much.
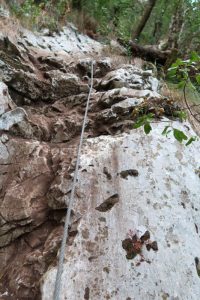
[0,12,200,300]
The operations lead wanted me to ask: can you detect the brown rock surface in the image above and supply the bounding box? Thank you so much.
[0,17,165,300]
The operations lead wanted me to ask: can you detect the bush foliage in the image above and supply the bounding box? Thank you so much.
[8,0,199,55]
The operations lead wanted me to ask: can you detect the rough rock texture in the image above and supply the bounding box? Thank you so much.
[42,124,200,300]
[0,16,200,300]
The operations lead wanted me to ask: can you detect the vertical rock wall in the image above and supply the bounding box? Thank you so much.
[0,18,200,300]
[42,124,200,300]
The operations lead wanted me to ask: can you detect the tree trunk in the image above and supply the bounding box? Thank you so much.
[127,41,178,66]
[152,0,168,43]
[132,0,157,41]
[166,0,184,49]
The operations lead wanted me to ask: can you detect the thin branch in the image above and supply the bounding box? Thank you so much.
[183,78,200,123]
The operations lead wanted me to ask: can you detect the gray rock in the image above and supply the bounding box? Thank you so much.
[77,57,112,78]
[21,24,102,55]
[111,97,144,114]
[1,16,200,300]
[96,108,119,123]
[100,65,144,89]
[0,107,27,131]
[46,70,89,97]
[99,87,161,108]
[0,134,9,143]
[0,82,15,116]
[142,70,153,77]
[0,6,10,18]
[0,140,9,164]
[42,122,200,300]
[38,55,66,70]
[77,58,96,73]
[5,70,53,101]
[148,76,160,92]
[98,57,112,70]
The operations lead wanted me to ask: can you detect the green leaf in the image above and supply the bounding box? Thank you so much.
[167,68,178,80]
[144,122,152,134]
[174,111,187,121]
[167,67,177,74]
[162,126,172,137]
[146,113,154,122]
[173,128,188,143]
[195,74,200,85]
[177,81,186,89]
[187,80,197,90]
[190,52,200,63]
[185,136,197,146]
[133,122,143,129]
[133,117,146,128]
[173,58,184,67]
[133,113,154,129]
[162,126,170,136]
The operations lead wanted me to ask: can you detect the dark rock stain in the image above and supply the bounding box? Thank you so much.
[95,194,119,212]
[195,223,198,234]
[119,169,139,179]
[195,257,200,277]
[84,287,90,299]
[103,166,112,180]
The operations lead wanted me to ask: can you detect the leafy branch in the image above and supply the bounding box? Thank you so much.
[132,51,199,146]
[162,126,197,146]
[133,110,197,146]
[133,113,154,134]
[167,51,200,122]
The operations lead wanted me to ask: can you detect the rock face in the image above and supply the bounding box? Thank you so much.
[42,124,200,300]
[0,16,200,300]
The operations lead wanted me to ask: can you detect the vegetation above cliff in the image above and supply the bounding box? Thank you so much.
[6,0,200,56]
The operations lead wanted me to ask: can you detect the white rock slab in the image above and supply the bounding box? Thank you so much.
[42,122,200,300]
[0,107,27,131]
[111,98,144,114]
[148,76,160,92]
[0,82,15,116]
[21,24,102,56]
